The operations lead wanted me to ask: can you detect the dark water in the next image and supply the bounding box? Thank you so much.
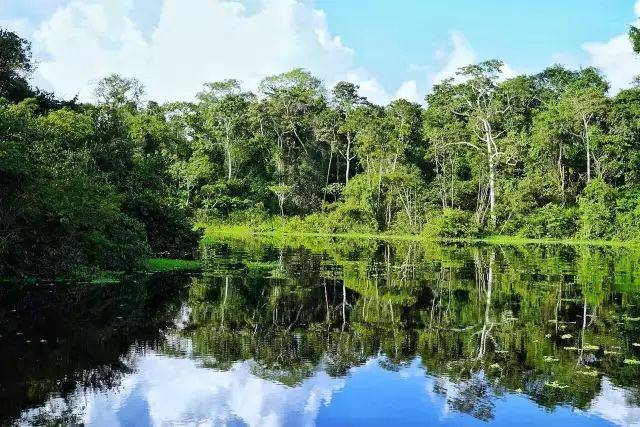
[2,237,640,426]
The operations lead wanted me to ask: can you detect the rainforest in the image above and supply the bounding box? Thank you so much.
[3,12,640,425]
[4,26,640,277]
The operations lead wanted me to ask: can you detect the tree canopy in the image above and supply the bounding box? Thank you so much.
[5,26,640,277]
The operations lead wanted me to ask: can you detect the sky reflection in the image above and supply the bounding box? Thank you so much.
[20,346,637,426]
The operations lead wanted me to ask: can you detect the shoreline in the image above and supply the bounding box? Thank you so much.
[201,225,640,249]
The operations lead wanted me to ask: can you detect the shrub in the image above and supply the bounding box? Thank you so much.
[124,195,202,259]
[422,208,480,239]
[519,204,578,239]
[614,187,640,240]
[577,178,616,239]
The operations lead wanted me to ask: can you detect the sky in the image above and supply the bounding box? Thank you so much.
[1,0,640,104]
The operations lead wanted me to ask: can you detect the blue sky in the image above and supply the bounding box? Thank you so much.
[1,0,639,103]
[316,0,637,89]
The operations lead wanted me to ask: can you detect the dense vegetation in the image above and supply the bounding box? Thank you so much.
[5,26,640,277]
[0,29,200,278]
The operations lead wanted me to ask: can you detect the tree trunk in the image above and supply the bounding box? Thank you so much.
[478,250,494,359]
[345,134,352,185]
[226,142,232,180]
[481,120,497,229]
[488,154,496,229]
[324,147,333,206]
[558,145,565,194]
[223,121,233,180]
[584,117,591,183]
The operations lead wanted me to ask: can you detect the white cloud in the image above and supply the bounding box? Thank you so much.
[345,70,392,105]
[31,0,357,102]
[584,33,640,94]
[23,351,346,426]
[394,80,419,102]
[580,0,640,94]
[428,31,478,87]
[424,31,517,94]
[499,62,519,80]
[587,378,640,427]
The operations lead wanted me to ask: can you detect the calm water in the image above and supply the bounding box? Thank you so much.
[2,237,640,426]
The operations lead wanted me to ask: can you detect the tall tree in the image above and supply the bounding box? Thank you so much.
[0,29,33,102]
[332,81,367,184]
[198,79,252,181]
[427,60,524,228]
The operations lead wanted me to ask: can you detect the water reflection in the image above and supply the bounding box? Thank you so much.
[2,238,640,426]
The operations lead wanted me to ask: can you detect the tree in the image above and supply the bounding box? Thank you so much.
[0,28,33,102]
[427,60,524,228]
[332,81,368,184]
[557,86,607,183]
[629,26,640,54]
[258,69,327,214]
[197,79,252,181]
[95,74,145,109]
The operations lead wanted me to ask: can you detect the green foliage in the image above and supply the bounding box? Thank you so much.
[7,24,640,280]
[614,187,640,240]
[0,29,200,278]
[578,178,617,239]
[519,204,578,239]
[422,209,480,238]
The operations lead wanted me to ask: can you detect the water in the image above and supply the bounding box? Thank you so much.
[2,236,640,426]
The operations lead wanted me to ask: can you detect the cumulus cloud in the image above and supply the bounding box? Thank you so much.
[424,31,517,93]
[23,351,346,426]
[344,70,392,105]
[7,2,524,106]
[394,80,419,102]
[428,31,478,87]
[587,378,640,426]
[581,0,640,94]
[31,0,357,102]
[584,34,640,94]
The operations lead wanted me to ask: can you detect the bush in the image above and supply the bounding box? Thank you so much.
[225,204,270,226]
[577,178,616,239]
[519,204,578,239]
[614,187,640,240]
[124,194,202,259]
[422,209,480,239]
[325,203,378,234]
[280,202,378,235]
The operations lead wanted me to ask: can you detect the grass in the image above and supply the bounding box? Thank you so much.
[147,258,202,272]
[202,224,640,249]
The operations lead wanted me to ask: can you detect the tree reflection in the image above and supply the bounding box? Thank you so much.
[4,238,640,424]
[178,238,640,421]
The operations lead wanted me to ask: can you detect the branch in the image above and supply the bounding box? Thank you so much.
[442,141,484,152]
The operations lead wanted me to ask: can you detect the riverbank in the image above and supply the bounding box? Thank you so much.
[201,223,640,248]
